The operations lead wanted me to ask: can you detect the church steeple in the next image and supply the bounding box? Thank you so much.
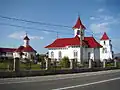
[100,32,109,40]
[23,33,30,47]
[73,16,86,40]
[73,16,86,30]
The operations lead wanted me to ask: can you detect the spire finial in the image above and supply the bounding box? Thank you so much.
[24,31,30,40]
[25,31,27,36]
[78,12,80,18]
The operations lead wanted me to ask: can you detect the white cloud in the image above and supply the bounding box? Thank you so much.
[8,31,25,39]
[42,31,50,34]
[8,31,44,40]
[29,35,44,40]
[89,22,109,34]
[89,14,120,35]
[97,8,104,12]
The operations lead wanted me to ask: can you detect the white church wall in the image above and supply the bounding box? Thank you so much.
[48,48,69,61]
[48,46,101,63]
[13,52,36,59]
[100,40,113,62]
[13,52,20,58]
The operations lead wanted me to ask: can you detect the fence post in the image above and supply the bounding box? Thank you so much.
[103,59,106,68]
[89,59,92,68]
[114,59,117,67]
[13,58,20,72]
[70,59,75,69]
[45,58,51,70]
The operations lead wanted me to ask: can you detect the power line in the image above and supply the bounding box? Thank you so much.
[0,15,72,28]
[0,15,97,35]
[0,22,74,35]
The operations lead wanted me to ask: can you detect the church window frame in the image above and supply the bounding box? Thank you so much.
[58,51,62,59]
[73,50,78,58]
[102,48,107,53]
[77,30,80,35]
[51,51,54,58]
[104,41,106,45]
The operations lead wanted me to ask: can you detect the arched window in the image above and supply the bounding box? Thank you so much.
[73,50,78,58]
[102,48,107,53]
[105,48,107,53]
[77,30,80,35]
[104,41,106,45]
[58,51,62,59]
[51,51,54,58]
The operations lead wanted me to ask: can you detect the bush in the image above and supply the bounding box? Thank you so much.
[59,56,70,68]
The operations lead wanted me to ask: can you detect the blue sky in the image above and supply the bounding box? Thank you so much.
[0,0,120,54]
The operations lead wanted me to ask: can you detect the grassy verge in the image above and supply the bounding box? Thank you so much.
[0,62,8,70]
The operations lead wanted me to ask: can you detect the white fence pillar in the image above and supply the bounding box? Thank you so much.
[103,59,106,68]
[89,59,92,68]
[45,58,51,70]
[70,59,75,69]
[13,58,20,72]
[114,59,117,67]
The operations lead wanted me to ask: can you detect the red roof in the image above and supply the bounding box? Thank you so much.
[72,16,86,30]
[100,32,109,40]
[0,48,16,52]
[24,36,30,40]
[84,37,102,48]
[45,36,102,48]
[15,46,24,52]
[15,45,36,52]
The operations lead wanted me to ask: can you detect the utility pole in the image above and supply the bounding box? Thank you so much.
[80,27,83,64]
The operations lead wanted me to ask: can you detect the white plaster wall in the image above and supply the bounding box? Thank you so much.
[48,48,69,61]
[13,52,36,59]
[48,46,100,63]
[13,52,20,58]
[100,40,113,62]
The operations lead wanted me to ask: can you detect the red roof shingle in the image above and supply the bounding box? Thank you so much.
[45,35,102,48]
[84,37,102,48]
[72,16,86,30]
[15,45,36,52]
[100,32,109,40]
[0,48,16,52]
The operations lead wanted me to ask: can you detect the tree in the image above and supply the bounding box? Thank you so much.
[60,56,70,68]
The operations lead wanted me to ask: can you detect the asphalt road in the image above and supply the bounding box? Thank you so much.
[0,69,120,90]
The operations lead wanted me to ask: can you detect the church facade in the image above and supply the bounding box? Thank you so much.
[45,17,103,63]
[45,17,114,62]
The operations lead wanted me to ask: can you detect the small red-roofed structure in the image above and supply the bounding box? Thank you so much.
[13,34,36,59]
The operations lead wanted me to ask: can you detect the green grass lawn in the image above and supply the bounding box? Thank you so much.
[0,62,9,70]
[20,63,41,70]
[0,62,41,70]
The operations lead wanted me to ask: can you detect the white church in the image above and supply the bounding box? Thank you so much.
[45,17,114,62]
[13,34,36,59]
